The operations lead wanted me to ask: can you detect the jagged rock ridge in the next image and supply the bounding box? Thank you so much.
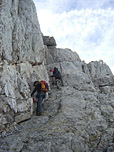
[0,0,114,152]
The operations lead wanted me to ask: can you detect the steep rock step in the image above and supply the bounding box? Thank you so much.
[43,86,63,117]
[0,87,67,152]
[0,86,113,152]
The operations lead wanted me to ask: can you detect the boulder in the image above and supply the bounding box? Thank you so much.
[43,36,57,46]
[87,60,113,79]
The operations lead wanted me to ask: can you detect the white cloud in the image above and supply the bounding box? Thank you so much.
[34,0,114,13]
[37,8,114,74]
[33,0,114,74]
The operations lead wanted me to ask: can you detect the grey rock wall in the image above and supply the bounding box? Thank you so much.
[0,0,49,130]
[43,36,114,152]
[1,45,113,151]
[0,0,44,62]
[43,36,56,46]
[87,60,113,79]
[0,1,113,152]
[45,44,95,92]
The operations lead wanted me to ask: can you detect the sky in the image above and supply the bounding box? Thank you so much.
[33,0,114,74]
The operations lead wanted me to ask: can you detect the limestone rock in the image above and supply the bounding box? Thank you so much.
[87,60,113,79]
[106,143,114,152]
[0,61,49,125]
[15,112,31,123]
[0,0,49,126]
[0,0,114,151]
[87,61,114,95]
[0,0,44,63]
[45,46,95,91]
[44,38,114,152]
[43,36,56,46]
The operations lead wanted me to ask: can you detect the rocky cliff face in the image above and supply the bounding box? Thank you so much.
[0,0,114,152]
[43,36,114,152]
[0,0,48,130]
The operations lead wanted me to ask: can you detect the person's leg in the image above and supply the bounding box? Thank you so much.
[37,94,43,115]
[52,77,56,84]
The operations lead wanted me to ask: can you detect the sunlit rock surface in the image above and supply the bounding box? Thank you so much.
[0,0,48,128]
[0,1,113,152]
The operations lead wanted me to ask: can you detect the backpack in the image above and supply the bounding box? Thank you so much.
[40,80,49,92]
[57,72,61,79]
[54,67,59,74]
[54,67,61,79]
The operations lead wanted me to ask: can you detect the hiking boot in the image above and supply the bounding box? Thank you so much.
[36,112,42,116]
